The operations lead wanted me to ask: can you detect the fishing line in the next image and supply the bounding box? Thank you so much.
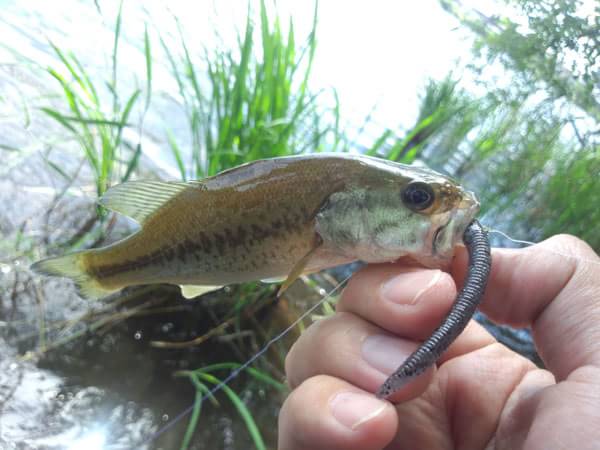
[484,227,538,247]
[484,226,600,268]
[143,273,352,446]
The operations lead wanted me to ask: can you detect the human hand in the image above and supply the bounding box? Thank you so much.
[278,235,600,450]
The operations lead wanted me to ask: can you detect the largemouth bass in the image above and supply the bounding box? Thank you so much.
[32,154,479,299]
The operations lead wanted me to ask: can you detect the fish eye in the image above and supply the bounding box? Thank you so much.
[401,182,435,211]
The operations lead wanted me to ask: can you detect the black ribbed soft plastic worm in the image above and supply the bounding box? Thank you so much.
[376,219,491,399]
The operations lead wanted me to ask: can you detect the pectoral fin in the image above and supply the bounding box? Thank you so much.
[180,284,223,299]
[277,239,322,298]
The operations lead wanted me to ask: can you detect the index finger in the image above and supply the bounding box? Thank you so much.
[451,234,600,380]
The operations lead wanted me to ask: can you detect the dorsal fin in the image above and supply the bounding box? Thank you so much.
[99,180,191,224]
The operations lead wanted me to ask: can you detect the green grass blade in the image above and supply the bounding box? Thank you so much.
[179,389,203,450]
[45,68,98,171]
[144,25,153,112]
[178,23,203,104]
[44,157,72,181]
[229,13,253,148]
[40,110,130,127]
[111,0,124,112]
[167,129,187,180]
[0,144,21,152]
[40,107,78,133]
[179,375,212,450]
[48,41,96,105]
[69,53,100,105]
[122,142,142,182]
[367,129,393,156]
[114,89,141,149]
[160,36,187,102]
[331,88,341,151]
[193,362,286,392]
[99,130,114,195]
[197,372,266,450]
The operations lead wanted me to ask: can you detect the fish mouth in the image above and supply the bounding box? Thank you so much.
[432,222,449,256]
[433,190,480,258]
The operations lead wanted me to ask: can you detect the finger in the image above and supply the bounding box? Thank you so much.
[278,375,397,450]
[452,234,600,379]
[338,265,457,340]
[334,263,496,391]
[285,312,435,403]
[440,343,540,449]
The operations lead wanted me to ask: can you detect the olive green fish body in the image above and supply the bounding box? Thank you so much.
[32,154,479,299]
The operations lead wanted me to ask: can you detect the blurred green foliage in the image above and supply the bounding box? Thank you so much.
[399,0,600,250]
[368,77,476,164]
[442,0,599,121]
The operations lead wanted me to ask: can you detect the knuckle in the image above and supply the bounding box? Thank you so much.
[546,234,596,259]
[284,313,351,387]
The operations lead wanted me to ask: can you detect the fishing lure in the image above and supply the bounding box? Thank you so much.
[377,220,490,398]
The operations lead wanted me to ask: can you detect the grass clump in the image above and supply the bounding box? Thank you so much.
[41,1,152,200]
[162,0,330,180]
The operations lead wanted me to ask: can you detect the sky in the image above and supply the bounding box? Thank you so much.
[157,0,472,135]
[3,0,596,155]
[295,1,470,131]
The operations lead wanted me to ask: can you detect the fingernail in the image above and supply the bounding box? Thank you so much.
[381,270,442,305]
[330,391,388,430]
[361,334,413,375]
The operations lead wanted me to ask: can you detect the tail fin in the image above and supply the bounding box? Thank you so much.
[31,252,118,300]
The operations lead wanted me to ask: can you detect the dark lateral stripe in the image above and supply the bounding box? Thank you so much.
[93,212,311,279]
[93,248,163,279]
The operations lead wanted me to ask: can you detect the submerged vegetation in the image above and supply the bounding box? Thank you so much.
[0,0,598,448]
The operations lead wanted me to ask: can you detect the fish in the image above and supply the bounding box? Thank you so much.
[31,153,480,300]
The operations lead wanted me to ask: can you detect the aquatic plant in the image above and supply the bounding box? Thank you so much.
[176,363,285,450]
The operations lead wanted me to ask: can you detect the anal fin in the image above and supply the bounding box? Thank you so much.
[180,284,223,300]
[260,276,286,284]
